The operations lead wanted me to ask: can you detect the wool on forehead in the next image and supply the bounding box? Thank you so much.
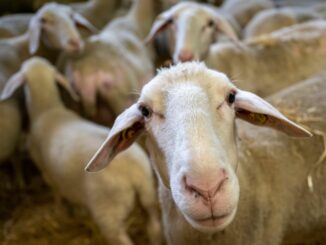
[155,62,231,86]
[140,62,234,114]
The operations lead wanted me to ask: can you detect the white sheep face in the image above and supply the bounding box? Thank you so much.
[41,5,83,52]
[141,64,240,232]
[171,6,218,63]
[85,62,311,233]
[28,3,97,54]
[146,3,238,64]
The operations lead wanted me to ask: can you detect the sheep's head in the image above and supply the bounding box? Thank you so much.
[86,62,311,232]
[28,3,97,54]
[0,57,79,119]
[145,2,238,64]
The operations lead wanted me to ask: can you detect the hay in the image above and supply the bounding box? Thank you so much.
[0,157,150,245]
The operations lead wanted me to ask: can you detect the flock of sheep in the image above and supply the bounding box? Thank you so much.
[0,0,326,244]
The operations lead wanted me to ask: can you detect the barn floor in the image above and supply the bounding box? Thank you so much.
[0,154,149,245]
[0,153,325,245]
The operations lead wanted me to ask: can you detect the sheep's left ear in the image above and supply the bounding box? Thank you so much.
[234,89,312,137]
[145,12,174,44]
[72,13,98,33]
[28,17,41,54]
[85,104,145,172]
[215,14,238,42]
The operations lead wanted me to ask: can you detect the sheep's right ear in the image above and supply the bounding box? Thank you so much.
[54,71,80,101]
[28,17,41,54]
[0,72,25,101]
[145,12,173,44]
[85,104,145,172]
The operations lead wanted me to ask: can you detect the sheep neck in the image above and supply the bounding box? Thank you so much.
[152,125,326,244]
[79,0,120,28]
[26,78,64,121]
[10,33,31,61]
[88,0,119,12]
[11,32,59,64]
[127,0,156,39]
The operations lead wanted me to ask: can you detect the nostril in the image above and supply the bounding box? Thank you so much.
[213,175,228,197]
[184,176,208,199]
[68,38,81,50]
[184,169,228,199]
[178,50,194,62]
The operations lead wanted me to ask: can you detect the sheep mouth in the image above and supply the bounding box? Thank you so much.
[196,213,230,222]
[194,213,230,227]
[184,208,237,232]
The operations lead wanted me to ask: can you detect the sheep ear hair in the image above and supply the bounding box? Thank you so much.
[28,17,41,54]
[234,89,312,137]
[54,71,80,101]
[73,13,98,34]
[85,104,145,172]
[0,72,25,101]
[215,13,238,42]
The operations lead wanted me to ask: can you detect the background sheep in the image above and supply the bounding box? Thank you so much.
[0,0,110,39]
[146,1,239,64]
[0,2,96,64]
[59,0,155,126]
[206,20,326,96]
[0,14,32,39]
[0,2,96,164]
[220,0,274,29]
[243,4,326,39]
[85,62,326,245]
[1,1,326,244]
[70,0,125,29]
[70,0,144,29]
[0,57,162,245]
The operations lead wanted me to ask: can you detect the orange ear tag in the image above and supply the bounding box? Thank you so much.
[121,128,136,140]
[249,113,267,125]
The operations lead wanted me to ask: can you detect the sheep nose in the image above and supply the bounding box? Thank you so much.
[67,38,81,51]
[178,50,194,62]
[184,169,228,200]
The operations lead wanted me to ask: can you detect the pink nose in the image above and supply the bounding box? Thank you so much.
[184,169,228,200]
[67,38,81,51]
[178,50,194,62]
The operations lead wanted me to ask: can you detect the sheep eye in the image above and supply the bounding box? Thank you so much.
[227,92,236,104]
[139,105,152,118]
[207,20,215,28]
[40,17,47,24]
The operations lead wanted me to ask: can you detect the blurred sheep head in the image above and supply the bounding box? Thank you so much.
[28,3,97,54]
[146,2,238,63]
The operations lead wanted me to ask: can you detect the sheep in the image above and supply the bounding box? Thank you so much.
[70,0,123,29]
[205,20,326,97]
[0,95,22,164]
[59,0,155,126]
[0,0,111,39]
[0,2,97,62]
[0,2,96,164]
[145,1,239,64]
[0,57,162,245]
[220,0,274,29]
[84,62,326,245]
[0,14,31,38]
[243,5,324,39]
